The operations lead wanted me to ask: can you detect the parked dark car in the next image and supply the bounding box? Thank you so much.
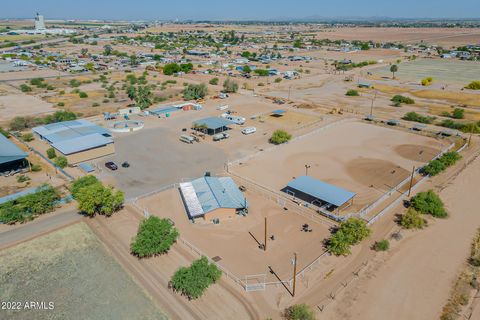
[121,161,130,168]
[105,161,118,170]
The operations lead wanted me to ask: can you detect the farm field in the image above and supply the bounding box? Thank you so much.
[0,222,167,320]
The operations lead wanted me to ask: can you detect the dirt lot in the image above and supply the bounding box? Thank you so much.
[0,222,167,320]
[231,120,449,213]
[138,187,331,282]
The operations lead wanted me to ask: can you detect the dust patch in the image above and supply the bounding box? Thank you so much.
[395,144,440,162]
[346,158,409,191]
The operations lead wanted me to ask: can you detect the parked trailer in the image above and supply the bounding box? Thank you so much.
[180,135,195,144]
[221,113,246,125]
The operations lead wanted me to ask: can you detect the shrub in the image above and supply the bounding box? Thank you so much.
[275,77,282,83]
[57,102,65,107]
[402,111,434,124]
[54,156,68,168]
[223,78,238,93]
[79,92,88,98]
[46,147,56,159]
[183,83,208,100]
[131,216,179,258]
[284,304,316,320]
[163,63,181,75]
[373,239,390,251]
[327,218,371,256]
[31,164,42,172]
[30,78,44,86]
[421,77,433,86]
[451,108,465,119]
[170,256,222,300]
[400,208,426,229]
[411,190,448,218]
[269,130,292,145]
[391,95,414,105]
[69,79,82,87]
[16,175,30,183]
[0,127,9,137]
[43,110,77,124]
[21,133,34,142]
[465,80,480,90]
[209,77,219,85]
[346,89,359,96]
[20,84,32,92]
[254,69,269,76]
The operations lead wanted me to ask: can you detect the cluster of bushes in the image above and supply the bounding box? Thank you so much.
[345,89,359,96]
[421,77,433,86]
[223,78,238,93]
[0,127,9,137]
[10,111,77,131]
[54,156,68,168]
[183,83,208,100]
[253,69,270,76]
[402,112,435,124]
[391,95,415,106]
[440,120,480,133]
[422,151,461,176]
[442,108,465,119]
[20,84,32,92]
[465,80,480,90]
[0,185,60,224]
[400,208,427,229]
[269,130,292,145]
[170,256,222,300]
[29,78,54,90]
[131,216,179,258]
[21,133,34,142]
[71,176,124,217]
[327,218,371,256]
[163,62,194,75]
[44,111,77,124]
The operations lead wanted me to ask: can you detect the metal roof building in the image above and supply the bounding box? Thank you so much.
[285,176,356,209]
[179,176,248,221]
[0,134,28,165]
[271,109,286,116]
[192,117,234,135]
[32,119,114,165]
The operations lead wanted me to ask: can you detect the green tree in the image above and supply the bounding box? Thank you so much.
[163,63,181,75]
[327,218,371,256]
[129,54,138,67]
[21,133,34,142]
[284,304,315,320]
[346,89,359,96]
[103,45,113,56]
[183,83,208,100]
[269,130,292,145]
[54,156,68,168]
[170,256,222,300]
[46,148,56,159]
[223,78,238,93]
[135,86,153,110]
[452,108,465,119]
[243,65,252,74]
[73,179,124,217]
[131,216,179,258]
[79,92,88,98]
[390,64,398,79]
[20,84,32,92]
[411,190,448,218]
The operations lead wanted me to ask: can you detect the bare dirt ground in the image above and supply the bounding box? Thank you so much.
[138,187,331,282]
[319,147,480,320]
[231,120,448,213]
[0,90,55,122]
[0,222,167,320]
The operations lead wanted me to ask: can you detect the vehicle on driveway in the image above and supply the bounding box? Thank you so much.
[121,161,130,168]
[213,132,230,141]
[241,127,257,135]
[105,161,118,170]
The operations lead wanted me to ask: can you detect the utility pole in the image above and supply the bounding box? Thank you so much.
[370,90,377,117]
[305,164,311,176]
[408,166,416,197]
[264,217,267,252]
[292,253,298,297]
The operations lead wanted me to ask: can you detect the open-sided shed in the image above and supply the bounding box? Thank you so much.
[284,175,356,211]
[192,117,234,135]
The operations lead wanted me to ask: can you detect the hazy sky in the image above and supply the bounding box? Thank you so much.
[1,0,479,20]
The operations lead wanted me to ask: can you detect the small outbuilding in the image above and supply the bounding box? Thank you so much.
[179,176,248,222]
[271,109,286,117]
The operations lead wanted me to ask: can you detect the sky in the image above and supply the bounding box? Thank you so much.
[1,0,479,21]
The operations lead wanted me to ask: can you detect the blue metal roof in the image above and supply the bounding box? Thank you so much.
[79,163,95,173]
[286,176,356,207]
[193,117,234,130]
[0,134,28,165]
[272,109,286,115]
[191,176,247,214]
[33,119,111,144]
[52,134,113,155]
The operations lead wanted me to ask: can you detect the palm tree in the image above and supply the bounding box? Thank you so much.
[390,64,398,79]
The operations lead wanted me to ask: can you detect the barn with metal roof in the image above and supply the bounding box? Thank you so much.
[284,176,356,211]
[179,176,248,222]
[0,134,28,173]
[192,117,234,135]
[32,119,114,165]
